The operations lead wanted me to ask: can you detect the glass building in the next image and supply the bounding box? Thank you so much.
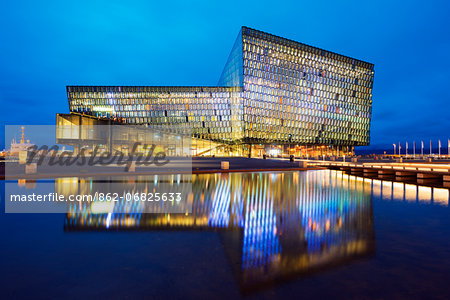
[64,26,374,157]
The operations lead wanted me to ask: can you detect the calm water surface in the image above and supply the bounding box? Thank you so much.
[1,170,449,299]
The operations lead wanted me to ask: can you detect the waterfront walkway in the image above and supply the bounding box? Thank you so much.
[2,157,450,189]
[0,157,317,180]
[308,160,450,188]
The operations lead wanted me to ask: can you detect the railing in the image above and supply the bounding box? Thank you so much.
[305,160,450,173]
[363,163,450,173]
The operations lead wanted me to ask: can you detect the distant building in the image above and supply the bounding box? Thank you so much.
[8,126,35,156]
[59,27,374,157]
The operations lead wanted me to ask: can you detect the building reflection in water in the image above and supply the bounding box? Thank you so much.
[58,170,379,291]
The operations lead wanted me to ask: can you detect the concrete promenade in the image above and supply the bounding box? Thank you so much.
[2,156,449,189]
[0,157,318,180]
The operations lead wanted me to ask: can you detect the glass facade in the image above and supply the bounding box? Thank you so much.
[235,27,374,146]
[66,26,374,154]
[67,86,243,143]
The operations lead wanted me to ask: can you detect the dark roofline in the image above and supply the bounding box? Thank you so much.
[66,86,241,92]
[241,26,374,68]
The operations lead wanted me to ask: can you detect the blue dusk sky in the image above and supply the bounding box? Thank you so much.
[0,0,449,151]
